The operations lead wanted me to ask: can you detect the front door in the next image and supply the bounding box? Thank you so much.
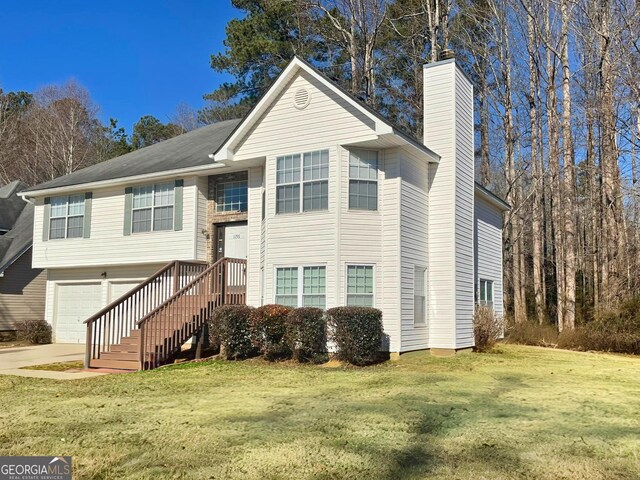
[215,222,248,260]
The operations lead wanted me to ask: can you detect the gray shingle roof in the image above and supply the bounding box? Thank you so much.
[0,181,33,273]
[0,203,34,274]
[0,180,28,230]
[24,118,242,193]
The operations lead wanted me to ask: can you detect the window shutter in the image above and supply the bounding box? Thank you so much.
[42,197,51,242]
[83,192,92,239]
[123,187,133,236]
[174,179,183,231]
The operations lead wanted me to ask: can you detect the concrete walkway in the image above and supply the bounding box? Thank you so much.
[0,344,107,379]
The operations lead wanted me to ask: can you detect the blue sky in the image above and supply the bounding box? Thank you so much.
[0,0,239,133]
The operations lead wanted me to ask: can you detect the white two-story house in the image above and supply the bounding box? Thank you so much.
[21,55,508,369]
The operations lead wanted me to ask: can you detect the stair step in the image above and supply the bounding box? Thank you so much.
[100,351,138,361]
[90,359,139,370]
[111,343,139,353]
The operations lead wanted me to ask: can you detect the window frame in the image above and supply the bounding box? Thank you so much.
[345,264,375,307]
[414,266,427,327]
[215,180,248,213]
[274,265,327,308]
[348,149,379,211]
[478,279,494,308]
[131,182,175,234]
[275,149,329,214]
[49,194,85,240]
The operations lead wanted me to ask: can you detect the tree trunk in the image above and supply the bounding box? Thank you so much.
[560,0,576,330]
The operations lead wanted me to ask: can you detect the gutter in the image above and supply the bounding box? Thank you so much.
[20,162,228,198]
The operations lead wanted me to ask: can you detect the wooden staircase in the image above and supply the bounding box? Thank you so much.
[84,258,247,371]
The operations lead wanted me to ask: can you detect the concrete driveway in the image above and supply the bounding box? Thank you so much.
[0,344,106,379]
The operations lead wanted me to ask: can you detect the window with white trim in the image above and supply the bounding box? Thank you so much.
[414,267,427,326]
[275,266,326,308]
[216,180,247,212]
[49,195,85,239]
[479,279,494,308]
[349,150,378,210]
[132,182,174,233]
[346,265,374,306]
[276,149,328,214]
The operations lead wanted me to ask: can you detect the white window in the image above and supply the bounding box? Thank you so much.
[349,150,378,210]
[276,149,328,214]
[49,195,85,239]
[132,182,174,233]
[414,267,427,326]
[275,266,326,308]
[479,279,494,308]
[346,265,374,307]
[216,181,247,212]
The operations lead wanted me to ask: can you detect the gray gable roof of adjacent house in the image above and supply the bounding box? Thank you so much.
[0,181,34,274]
[23,118,242,193]
[0,180,28,230]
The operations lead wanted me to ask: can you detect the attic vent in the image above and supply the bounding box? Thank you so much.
[293,88,311,109]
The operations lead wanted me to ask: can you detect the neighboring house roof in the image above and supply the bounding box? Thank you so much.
[0,182,34,274]
[23,119,241,194]
[475,182,510,211]
[0,203,34,275]
[0,180,28,230]
[213,56,439,163]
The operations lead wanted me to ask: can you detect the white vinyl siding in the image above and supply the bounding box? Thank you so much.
[424,60,475,350]
[349,150,378,210]
[275,266,326,308]
[474,192,505,319]
[346,265,374,307]
[400,147,429,351]
[33,178,199,269]
[276,150,328,214]
[132,182,174,233]
[50,195,85,239]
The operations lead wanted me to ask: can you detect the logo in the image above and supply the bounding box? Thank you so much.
[0,456,72,480]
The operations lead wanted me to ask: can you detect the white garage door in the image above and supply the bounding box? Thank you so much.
[109,281,140,302]
[55,283,103,343]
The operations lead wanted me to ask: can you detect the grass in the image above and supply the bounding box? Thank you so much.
[0,344,638,479]
[20,360,85,372]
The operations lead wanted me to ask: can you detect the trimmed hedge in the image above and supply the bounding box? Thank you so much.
[326,307,383,365]
[249,304,292,360]
[210,305,256,360]
[16,319,52,344]
[285,307,327,363]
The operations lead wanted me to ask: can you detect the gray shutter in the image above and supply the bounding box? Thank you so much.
[174,179,183,231]
[42,197,51,242]
[123,187,133,236]
[83,192,92,239]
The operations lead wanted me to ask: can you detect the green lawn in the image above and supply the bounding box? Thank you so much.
[0,345,638,479]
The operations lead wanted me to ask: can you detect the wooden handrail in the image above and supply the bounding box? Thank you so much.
[136,258,226,327]
[84,260,208,369]
[83,260,206,325]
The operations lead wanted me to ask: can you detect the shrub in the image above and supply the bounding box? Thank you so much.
[285,307,327,363]
[557,298,640,354]
[15,319,52,344]
[209,305,256,360]
[506,320,558,347]
[326,307,383,366]
[473,306,502,352]
[249,304,292,360]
